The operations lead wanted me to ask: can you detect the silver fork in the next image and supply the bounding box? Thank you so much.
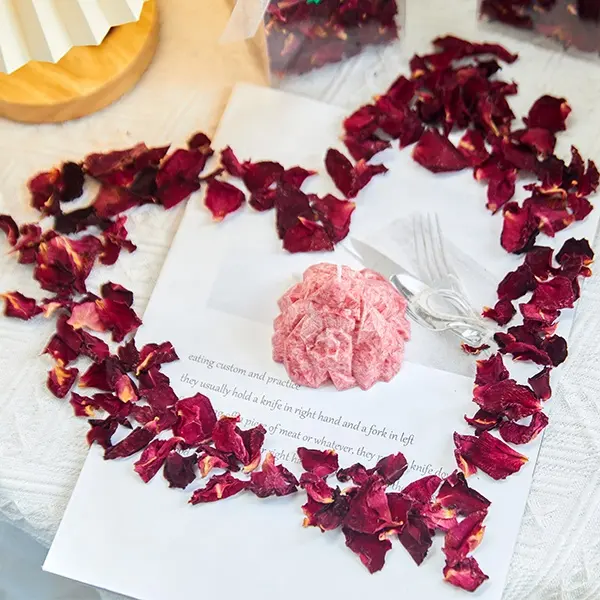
[412,213,495,338]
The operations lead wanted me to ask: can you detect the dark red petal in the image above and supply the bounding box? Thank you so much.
[155,148,207,209]
[187,132,212,154]
[501,202,539,254]
[302,488,351,531]
[67,301,105,332]
[44,335,79,366]
[458,130,489,166]
[197,445,239,477]
[497,264,536,301]
[465,409,502,435]
[311,194,355,243]
[398,513,434,566]
[163,451,197,489]
[220,147,246,178]
[344,135,391,162]
[474,378,541,420]
[514,128,556,157]
[437,471,491,516]
[189,472,249,504]
[442,510,487,564]
[1,292,42,320]
[454,431,528,480]
[373,452,408,485]
[400,475,442,507]
[528,367,552,401]
[475,353,509,386]
[461,343,491,355]
[482,299,515,326]
[136,341,179,375]
[134,438,180,483]
[281,166,316,189]
[100,217,136,266]
[205,179,245,221]
[297,447,339,478]
[432,35,518,63]
[325,148,354,197]
[568,194,593,222]
[412,130,468,173]
[249,451,298,498]
[524,95,571,133]
[238,424,266,473]
[530,276,575,310]
[243,161,284,193]
[344,475,392,534]
[274,184,314,239]
[0,215,19,246]
[173,394,217,447]
[100,282,134,307]
[556,238,594,266]
[352,161,387,197]
[47,365,79,398]
[300,472,336,504]
[343,528,392,574]
[117,339,140,372]
[499,411,549,444]
[95,297,142,342]
[79,358,123,392]
[282,218,334,254]
[86,416,119,449]
[104,426,155,460]
[337,463,370,486]
[93,185,142,218]
[525,246,555,280]
[343,105,379,137]
[443,557,489,592]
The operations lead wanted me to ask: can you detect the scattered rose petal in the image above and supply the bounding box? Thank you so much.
[205,179,245,221]
[104,426,156,460]
[464,409,501,435]
[163,451,197,489]
[413,130,468,173]
[524,95,571,134]
[399,513,434,565]
[136,341,178,375]
[95,297,142,342]
[101,282,134,307]
[528,367,552,401]
[173,394,217,447]
[189,472,249,504]
[300,472,336,504]
[86,416,119,449]
[454,431,528,480]
[497,264,536,301]
[344,475,392,534]
[297,447,339,478]
[373,452,408,485]
[482,299,515,325]
[498,411,549,444]
[1,292,42,320]
[249,451,298,498]
[337,463,370,486]
[443,557,489,592]
[437,471,491,515]
[47,365,78,398]
[343,528,392,574]
[474,378,541,420]
[442,511,487,564]
[0,215,19,246]
[134,438,180,483]
[302,488,351,531]
[501,202,539,254]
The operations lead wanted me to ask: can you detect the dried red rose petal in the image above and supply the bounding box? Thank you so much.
[325,149,387,199]
[437,471,491,516]
[163,451,197,489]
[249,452,298,498]
[70,392,96,417]
[47,365,78,398]
[115,374,138,403]
[311,194,355,243]
[454,431,528,480]
[474,378,541,420]
[155,148,207,209]
[412,130,468,173]
[118,339,140,372]
[134,438,180,483]
[556,238,594,267]
[189,472,249,504]
[135,341,178,375]
[499,411,549,445]
[45,335,79,366]
[475,160,517,213]
[243,161,284,193]
[28,162,85,214]
[300,472,336,504]
[398,513,434,566]
[501,202,539,254]
[13,223,42,264]
[401,475,442,507]
[475,354,509,386]
[343,527,392,574]
[220,147,246,178]
[283,218,334,254]
[100,216,136,266]
[526,246,555,280]
[461,343,491,355]
[79,330,110,364]
[205,179,245,221]
[100,282,134,307]
[528,367,552,401]
[67,301,105,332]
[344,475,392,534]
[442,510,487,564]
[530,276,575,311]
[87,416,120,449]
[432,35,518,63]
[131,405,177,433]
[373,452,408,485]
[281,167,316,189]
[524,95,571,134]
[95,297,142,342]
[0,215,19,246]
[197,444,239,477]
[302,488,351,531]
[104,426,156,460]
[1,292,42,320]
[443,557,489,592]
[344,105,379,138]
[297,447,339,478]
[464,409,501,435]
[344,135,391,162]
[482,299,515,325]
[79,358,123,392]
[173,394,217,447]
[458,130,489,166]
[92,185,142,218]
[497,264,536,301]
[337,463,370,486]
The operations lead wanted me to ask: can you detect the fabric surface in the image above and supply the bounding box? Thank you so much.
[1,1,600,599]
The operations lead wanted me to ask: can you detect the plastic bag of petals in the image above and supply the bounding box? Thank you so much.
[220,0,405,91]
[479,0,600,57]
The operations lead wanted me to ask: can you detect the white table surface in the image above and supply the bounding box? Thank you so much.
[1,1,600,599]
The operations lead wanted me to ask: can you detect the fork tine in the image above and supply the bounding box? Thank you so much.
[434,214,453,275]
[430,213,450,281]
[424,213,443,284]
[413,214,434,284]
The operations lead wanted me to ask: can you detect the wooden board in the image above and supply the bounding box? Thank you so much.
[0,0,159,124]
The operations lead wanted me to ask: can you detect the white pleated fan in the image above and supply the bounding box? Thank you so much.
[0,0,148,74]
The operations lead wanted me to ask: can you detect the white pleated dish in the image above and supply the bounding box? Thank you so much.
[0,0,148,74]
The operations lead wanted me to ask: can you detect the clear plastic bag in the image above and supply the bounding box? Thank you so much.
[222,0,404,85]
[479,0,600,56]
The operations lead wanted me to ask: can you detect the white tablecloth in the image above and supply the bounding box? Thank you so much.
[2,1,600,599]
